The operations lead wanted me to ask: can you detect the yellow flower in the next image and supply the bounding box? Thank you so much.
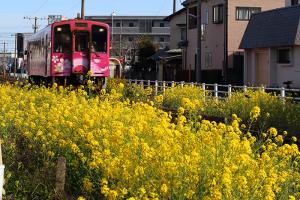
[178,107,185,115]
[250,106,260,120]
[289,196,296,200]
[83,177,93,192]
[160,184,168,194]
[268,127,278,137]
[119,83,125,89]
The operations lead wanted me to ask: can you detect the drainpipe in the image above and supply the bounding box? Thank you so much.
[196,0,202,82]
[185,7,188,80]
[224,0,228,83]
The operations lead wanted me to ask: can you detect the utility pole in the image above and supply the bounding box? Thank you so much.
[173,0,176,13]
[14,34,17,77]
[81,0,85,19]
[196,0,202,82]
[24,16,47,33]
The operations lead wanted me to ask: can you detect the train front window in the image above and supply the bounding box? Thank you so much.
[54,25,71,53]
[75,32,89,52]
[92,25,107,53]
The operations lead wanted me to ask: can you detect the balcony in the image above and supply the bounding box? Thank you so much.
[151,27,170,35]
[111,27,139,34]
[111,27,170,35]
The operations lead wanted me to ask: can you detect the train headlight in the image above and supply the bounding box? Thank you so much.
[99,28,104,32]
[57,27,62,32]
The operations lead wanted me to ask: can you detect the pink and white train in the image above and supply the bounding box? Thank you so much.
[26,19,110,84]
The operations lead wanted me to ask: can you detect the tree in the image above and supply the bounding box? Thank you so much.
[136,36,156,73]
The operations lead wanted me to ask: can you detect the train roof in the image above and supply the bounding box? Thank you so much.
[51,18,109,26]
[28,18,109,41]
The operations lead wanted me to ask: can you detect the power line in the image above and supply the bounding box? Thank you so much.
[23,16,48,33]
[32,0,49,15]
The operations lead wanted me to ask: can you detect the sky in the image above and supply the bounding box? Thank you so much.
[0,0,184,52]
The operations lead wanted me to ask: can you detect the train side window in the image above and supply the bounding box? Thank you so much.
[54,25,72,53]
[91,25,108,53]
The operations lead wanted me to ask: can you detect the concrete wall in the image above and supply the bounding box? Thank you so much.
[245,46,300,88]
[275,46,300,87]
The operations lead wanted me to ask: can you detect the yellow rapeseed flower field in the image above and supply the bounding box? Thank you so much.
[0,82,299,199]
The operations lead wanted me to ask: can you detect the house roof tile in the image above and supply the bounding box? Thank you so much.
[240,5,300,49]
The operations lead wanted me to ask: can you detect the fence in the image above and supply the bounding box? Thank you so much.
[126,79,300,101]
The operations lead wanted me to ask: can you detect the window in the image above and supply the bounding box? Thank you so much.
[91,25,108,52]
[213,4,223,24]
[201,24,206,41]
[277,48,292,64]
[236,7,261,21]
[291,0,299,5]
[188,6,197,29]
[54,25,72,53]
[159,37,165,42]
[180,28,186,41]
[160,22,165,27]
[205,52,212,68]
[75,32,89,52]
[116,22,121,27]
[203,10,209,25]
[128,37,133,42]
[129,22,134,27]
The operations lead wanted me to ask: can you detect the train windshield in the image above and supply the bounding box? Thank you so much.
[91,25,107,53]
[54,25,72,53]
[75,32,89,52]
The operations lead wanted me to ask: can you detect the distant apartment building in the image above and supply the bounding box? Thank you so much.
[181,0,286,84]
[85,16,170,60]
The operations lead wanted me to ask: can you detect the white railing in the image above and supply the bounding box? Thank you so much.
[126,79,300,101]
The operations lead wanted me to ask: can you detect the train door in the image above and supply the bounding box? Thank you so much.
[90,25,109,77]
[46,34,51,76]
[73,31,89,74]
[45,35,48,76]
[52,25,72,76]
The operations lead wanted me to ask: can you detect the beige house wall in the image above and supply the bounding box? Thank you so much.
[185,0,285,74]
[169,12,186,49]
[186,0,224,72]
[201,0,225,71]
[186,28,197,71]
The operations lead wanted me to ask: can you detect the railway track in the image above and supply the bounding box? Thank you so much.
[0,75,21,84]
